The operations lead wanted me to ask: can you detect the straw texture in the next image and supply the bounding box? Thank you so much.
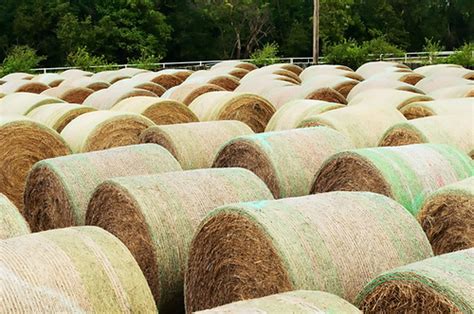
[400,98,474,119]
[41,85,94,104]
[83,87,157,110]
[301,75,359,98]
[0,193,30,239]
[348,89,433,109]
[0,80,49,94]
[347,79,425,102]
[0,92,64,115]
[133,71,184,89]
[110,78,166,97]
[59,77,110,91]
[27,103,97,132]
[162,83,226,105]
[430,85,474,99]
[32,73,65,87]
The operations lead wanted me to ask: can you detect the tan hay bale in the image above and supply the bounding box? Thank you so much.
[0,80,49,94]
[299,86,347,104]
[213,127,353,198]
[306,64,354,71]
[0,226,157,312]
[133,71,184,89]
[400,98,474,119]
[370,71,424,85]
[160,69,194,80]
[41,85,94,104]
[242,68,301,83]
[265,63,303,75]
[83,87,157,110]
[312,144,473,215]
[186,74,240,91]
[196,290,361,313]
[356,248,473,313]
[189,91,275,132]
[301,75,359,98]
[91,70,130,84]
[428,67,474,79]
[209,67,249,79]
[32,73,65,87]
[162,83,226,106]
[59,77,110,91]
[0,116,71,210]
[27,103,97,132]
[300,67,363,82]
[117,67,150,77]
[356,61,410,79]
[141,121,253,169]
[1,72,34,81]
[60,111,154,153]
[348,89,433,110]
[24,144,181,231]
[185,191,433,312]
[110,78,166,96]
[211,61,258,71]
[0,92,64,115]
[60,69,93,79]
[414,64,463,76]
[86,168,274,312]
[235,78,296,94]
[430,85,474,99]
[347,78,425,102]
[415,76,474,94]
[0,193,30,239]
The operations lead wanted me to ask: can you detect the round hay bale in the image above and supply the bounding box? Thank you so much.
[265,63,303,75]
[162,83,226,106]
[186,74,240,91]
[301,75,359,98]
[299,86,347,104]
[0,226,157,312]
[60,111,154,153]
[27,103,97,132]
[356,248,473,313]
[242,68,301,83]
[189,91,275,133]
[414,64,463,76]
[195,290,361,313]
[0,116,71,210]
[235,78,296,94]
[159,69,194,81]
[415,76,474,94]
[348,89,433,110]
[399,98,474,119]
[185,191,433,312]
[356,61,409,79]
[111,96,198,125]
[312,144,473,215]
[117,67,150,77]
[211,61,258,72]
[300,67,363,82]
[86,168,273,312]
[213,127,353,198]
[91,70,130,84]
[110,78,166,96]
[0,193,30,239]
[1,72,34,81]
[370,72,424,85]
[133,71,184,89]
[41,85,94,104]
[0,92,64,115]
[0,79,49,94]
[209,67,249,79]
[32,73,65,87]
[59,77,110,91]
[430,85,474,99]
[24,144,181,231]
[82,87,157,110]
[428,67,474,79]
[347,78,425,102]
[141,121,253,169]
[60,69,93,79]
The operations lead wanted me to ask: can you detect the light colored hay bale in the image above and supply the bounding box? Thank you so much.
[24,144,181,231]
[242,68,301,83]
[0,193,30,239]
[185,191,433,312]
[264,63,303,75]
[116,67,150,77]
[301,75,359,98]
[196,290,361,313]
[430,85,474,99]
[110,78,166,96]
[133,71,184,89]
[298,85,347,104]
[356,61,409,79]
[428,67,474,79]
[185,74,240,91]
[348,89,433,109]
[82,87,157,110]
[86,168,273,312]
[211,61,258,71]
[0,80,49,94]
[306,64,354,71]
[1,72,34,81]
[91,70,130,84]
[0,226,157,312]
[415,76,474,94]
[162,83,226,106]
[32,73,65,87]
[189,91,275,132]
[400,98,474,119]
[300,67,363,82]
[60,111,154,153]
[141,121,253,169]
[27,103,97,132]
[60,69,93,79]
[59,77,110,91]
[312,144,473,215]
[209,67,249,79]
[370,71,424,85]
[159,69,193,81]
[41,85,94,104]
[235,78,296,94]
[213,127,353,198]
[347,78,425,102]
[0,92,64,115]
[414,64,463,76]
[0,116,71,210]
[356,248,473,313]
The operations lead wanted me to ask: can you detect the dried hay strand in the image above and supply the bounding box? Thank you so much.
[24,144,180,231]
[0,92,64,115]
[1,72,34,81]
[185,74,240,91]
[110,78,166,96]
[400,98,474,119]
[41,85,94,104]
[0,193,30,239]
[430,85,474,99]
[0,116,71,210]
[300,67,363,82]
[348,89,433,110]
[415,76,474,94]
[116,67,150,77]
[162,83,226,106]
[189,91,275,133]
[211,61,258,72]
[27,103,97,132]
[213,127,353,198]
[0,80,49,94]
[0,226,157,312]
[86,168,273,312]
[301,75,359,98]
[82,87,157,110]
[414,64,463,76]
[141,121,253,169]
[346,78,425,102]
[356,248,474,313]
[312,144,473,215]
[265,100,345,131]
[185,191,432,312]
[111,96,198,125]
[91,70,130,84]
[32,73,65,87]
[60,69,93,79]
[133,71,184,89]
[60,111,154,153]
[370,71,425,85]
[356,61,410,79]
[195,290,361,313]
[59,77,110,91]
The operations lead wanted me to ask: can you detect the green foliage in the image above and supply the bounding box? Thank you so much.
[323,40,368,69]
[0,45,45,76]
[250,42,280,66]
[362,37,405,58]
[423,38,445,64]
[128,49,163,70]
[446,43,474,67]
[66,47,113,72]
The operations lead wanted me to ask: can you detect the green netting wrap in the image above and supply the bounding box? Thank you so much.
[0,193,30,239]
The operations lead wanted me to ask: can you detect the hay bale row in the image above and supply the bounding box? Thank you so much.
[0,79,49,94]
[400,98,473,119]
[0,193,30,240]
[348,89,433,109]
[346,78,425,101]
[0,92,63,115]
[27,103,96,132]
[162,83,225,106]
[83,86,157,110]
[185,191,433,312]
[41,85,94,104]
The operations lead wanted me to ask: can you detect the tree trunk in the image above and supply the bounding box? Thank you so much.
[313,0,320,64]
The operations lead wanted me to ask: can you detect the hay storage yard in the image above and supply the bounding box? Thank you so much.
[0,61,473,313]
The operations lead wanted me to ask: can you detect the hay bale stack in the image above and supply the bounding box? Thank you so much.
[162,83,226,106]
[400,98,473,119]
[86,168,273,312]
[347,78,425,102]
[185,191,433,312]
[430,85,474,99]
[32,73,65,87]
[0,92,64,115]
[59,77,110,91]
[27,103,97,132]
[91,70,130,84]
[195,291,361,314]
[1,72,34,81]
[24,144,180,231]
[141,121,253,169]
[185,73,240,91]
[110,78,166,96]
[300,66,363,81]
[211,61,257,72]
[189,91,275,132]
[213,127,353,198]
[348,89,433,109]
[133,71,184,89]
[0,116,71,210]
[0,79,49,94]
[60,69,93,79]
[82,87,157,110]
[116,67,149,77]
[111,96,198,125]
[312,144,473,215]
[0,193,30,239]
[370,72,424,85]
[415,76,474,94]
[1,226,157,312]
[418,177,474,255]
[356,248,473,313]
[41,85,94,104]
[414,64,463,76]
[301,75,359,98]
[356,61,409,79]
[60,111,154,153]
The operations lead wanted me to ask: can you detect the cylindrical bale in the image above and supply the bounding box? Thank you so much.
[0,226,157,312]
[348,89,434,109]
[0,116,71,210]
[141,121,253,169]
[299,105,406,148]
[211,61,258,72]
[0,79,49,94]
[0,193,30,239]
[185,73,240,91]
[159,69,195,81]
[32,73,65,87]
[356,248,473,313]
[110,78,166,97]
[111,96,198,125]
[370,72,424,85]
[414,64,463,76]
[60,111,154,153]
[424,67,474,79]
[430,85,474,99]
[242,68,301,84]
[60,69,93,79]
[347,78,425,102]
[264,63,303,75]
[195,291,361,314]
[209,67,249,79]
[213,127,353,198]
[162,83,226,106]
[91,70,130,84]
[265,99,344,131]
[400,98,474,119]
[312,144,473,215]
[418,177,474,255]
[415,76,474,94]
[27,103,97,132]
[86,168,274,312]
[82,87,157,110]
[185,191,433,312]
[235,78,296,94]
[116,67,150,77]
[59,77,110,91]
[189,91,275,133]
[300,67,363,82]
[0,92,64,115]
[259,85,304,110]
[1,72,35,81]
[298,86,347,104]
[356,61,409,79]
[301,75,359,98]
[41,85,94,104]
[133,71,184,89]
[24,144,181,231]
